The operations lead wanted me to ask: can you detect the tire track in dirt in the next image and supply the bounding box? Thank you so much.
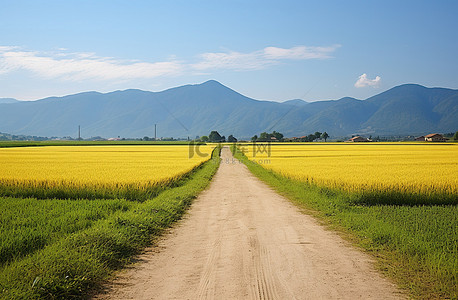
[249,235,280,300]
[197,232,222,299]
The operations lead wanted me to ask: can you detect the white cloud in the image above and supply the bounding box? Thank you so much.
[192,45,340,71]
[0,45,341,81]
[0,48,183,81]
[263,45,340,60]
[192,50,275,71]
[354,73,381,88]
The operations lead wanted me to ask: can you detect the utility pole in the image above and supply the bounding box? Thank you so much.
[154,124,157,141]
[78,125,81,141]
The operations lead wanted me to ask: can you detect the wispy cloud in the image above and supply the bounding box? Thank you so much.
[0,45,341,81]
[192,50,273,71]
[193,45,341,71]
[0,48,183,81]
[354,73,381,88]
[263,45,340,60]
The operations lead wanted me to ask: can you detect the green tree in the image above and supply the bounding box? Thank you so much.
[307,134,315,142]
[272,131,284,141]
[208,131,223,142]
[255,131,284,142]
[259,132,269,141]
[200,136,209,142]
[314,131,322,140]
[251,135,258,142]
[227,135,237,142]
[321,132,329,142]
[453,131,458,141]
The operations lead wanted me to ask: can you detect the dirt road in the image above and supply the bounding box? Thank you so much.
[98,147,403,299]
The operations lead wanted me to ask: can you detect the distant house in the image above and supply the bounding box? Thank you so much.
[424,133,447,142]
[346,136,372,142]
[415,136,425,141]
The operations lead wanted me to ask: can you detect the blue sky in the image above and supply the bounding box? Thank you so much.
[1,0,457,101]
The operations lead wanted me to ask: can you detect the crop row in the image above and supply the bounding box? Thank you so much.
[234,144,457,298]
[242,143,457,205]
[0,145,214,201]
[0,145,221,299]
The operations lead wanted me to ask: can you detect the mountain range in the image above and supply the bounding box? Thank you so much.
[0,80,457,139]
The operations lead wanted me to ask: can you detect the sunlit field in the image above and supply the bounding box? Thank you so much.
[0,145,214,200]
[243,143,457,205]
[235,143,457,298]
[0,144,220,299]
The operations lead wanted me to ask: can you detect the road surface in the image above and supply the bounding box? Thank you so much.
[97,147,403,299]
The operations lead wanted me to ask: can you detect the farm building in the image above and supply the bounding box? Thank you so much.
[424,133,447,142]
[346,136,372,142]
[415,136,425,141]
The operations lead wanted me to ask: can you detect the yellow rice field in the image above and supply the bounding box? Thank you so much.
[0,145,214,189]
[243,143,458,195]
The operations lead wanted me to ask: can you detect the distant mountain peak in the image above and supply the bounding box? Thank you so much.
[200,79,223,86]
[337,97,360,102]
[195,80,235,91]
[188,80,250,100]
[390,83,428,92]
[0,82,456,138]
[283,99,308,106]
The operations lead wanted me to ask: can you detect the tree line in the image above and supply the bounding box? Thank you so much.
[251,131,329,142]
[291,131,329,142]
[197,130,332,143]
[198,131,237,143]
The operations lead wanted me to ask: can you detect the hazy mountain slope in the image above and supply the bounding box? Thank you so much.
[0,98,18,104]
[362,84,457,135]
[295,98,377,136]
[282,99,308,106]
[0,81,456,138]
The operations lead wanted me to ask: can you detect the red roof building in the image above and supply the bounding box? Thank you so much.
[346,136,372,142]
[424,133,447,142]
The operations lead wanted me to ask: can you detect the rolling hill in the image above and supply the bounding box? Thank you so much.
[0,98,19,104]
[0,80,456,139]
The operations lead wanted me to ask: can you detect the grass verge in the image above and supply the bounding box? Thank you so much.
[0,146,221,299]
[232,145,457,300]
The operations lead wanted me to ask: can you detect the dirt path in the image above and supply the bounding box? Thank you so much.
[97,147,403,300]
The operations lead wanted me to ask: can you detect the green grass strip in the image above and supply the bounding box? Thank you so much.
[0,146,221,299]
[232,145,457,300]
[0,197,133,267]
